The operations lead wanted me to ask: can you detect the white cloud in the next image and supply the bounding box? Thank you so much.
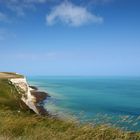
[46,2,103,26]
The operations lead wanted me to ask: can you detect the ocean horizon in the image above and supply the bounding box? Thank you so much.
[28,76,140,131]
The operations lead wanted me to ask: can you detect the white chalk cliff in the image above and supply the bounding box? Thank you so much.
[9,77,48,115]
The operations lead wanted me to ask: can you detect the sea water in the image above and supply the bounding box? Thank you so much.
[28,76,140,131]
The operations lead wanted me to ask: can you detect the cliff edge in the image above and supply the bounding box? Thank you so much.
[0,72,49,115]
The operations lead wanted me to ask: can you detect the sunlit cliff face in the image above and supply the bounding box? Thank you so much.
[10,77,39,114]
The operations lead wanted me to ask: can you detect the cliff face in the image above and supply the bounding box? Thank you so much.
[10,78,39,114]
[10,77,49,115]
[0,72,48,115]
[0,72,49,115]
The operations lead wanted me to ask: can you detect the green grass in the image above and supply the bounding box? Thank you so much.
[0,79,21,109]
[0,75,30,112]
[0,107,140,140]
[0,74,140,140]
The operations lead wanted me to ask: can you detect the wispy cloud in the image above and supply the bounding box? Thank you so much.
[0,28,16,41]
[46,2,103,27]
[4,52,58,61]
[25,0,47,3]
[0,29,7,41]
[0,12,8,22]
[81,0,114,5]
[90,0,113,3]
[0,0,47,16]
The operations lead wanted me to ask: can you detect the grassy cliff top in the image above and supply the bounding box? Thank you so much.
[0,72,23,110]
[0,72,24,79]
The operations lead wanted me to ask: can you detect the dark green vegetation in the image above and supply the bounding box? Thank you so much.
[0,73,140,140]
[0,72,29,111]
[0,78,19,109]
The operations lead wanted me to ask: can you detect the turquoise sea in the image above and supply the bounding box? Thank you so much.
[28,76,140,131]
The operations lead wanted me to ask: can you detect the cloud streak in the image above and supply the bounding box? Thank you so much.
[88,0,113,3]
[46,2,103,27]
[0,29,16,41]
[0,12,8,22]
[0,29,7,41]
[0,0,47,16]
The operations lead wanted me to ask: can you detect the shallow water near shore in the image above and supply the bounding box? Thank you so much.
[28,76,140,131]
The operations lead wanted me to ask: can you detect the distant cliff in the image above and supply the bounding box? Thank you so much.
[0,72,49,115]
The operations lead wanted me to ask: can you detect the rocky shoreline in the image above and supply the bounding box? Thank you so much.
[29,85,50,115]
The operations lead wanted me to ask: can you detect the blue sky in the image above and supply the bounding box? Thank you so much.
[0,0,140,76]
